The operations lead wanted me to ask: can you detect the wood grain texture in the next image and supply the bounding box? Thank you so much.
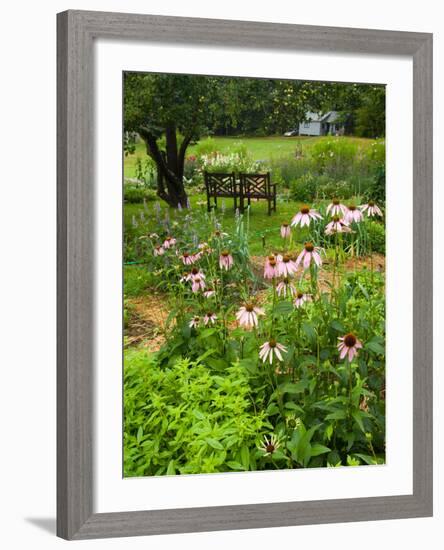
[56,10,433,540]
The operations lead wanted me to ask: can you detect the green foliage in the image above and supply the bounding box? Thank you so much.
[124,266,154,297]
[124,184,157,204]
[366,221,385,254]
[124,352,269,476]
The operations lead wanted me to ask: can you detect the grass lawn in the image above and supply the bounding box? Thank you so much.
[124,135,375,179]
[124,193,322,257]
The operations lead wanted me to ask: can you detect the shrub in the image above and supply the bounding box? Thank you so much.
[124,185,157,204]
[367,221,385,254]
[124,351,269,476]
[289,173,317,202]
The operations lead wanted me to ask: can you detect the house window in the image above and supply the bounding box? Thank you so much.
[304,122,310,128]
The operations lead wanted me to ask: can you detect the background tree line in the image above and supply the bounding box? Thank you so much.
[124,72,385,207]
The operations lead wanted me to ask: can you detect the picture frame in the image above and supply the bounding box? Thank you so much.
[57,9,433,540]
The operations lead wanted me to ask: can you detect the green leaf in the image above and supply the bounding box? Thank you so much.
[365,341,385,355]
[310,444,331,457]
[325,410,347,421]
[279,380,309,395]
[330,319,346,332]
[302,322,317,343]
[205,438,224,450]
[136,426,143,444]
[192,409,206,420]
[166,460,176,475]
[226,461,245,471]
[352,410,366,432]
[240,445,250,469]
[266,403,280,415]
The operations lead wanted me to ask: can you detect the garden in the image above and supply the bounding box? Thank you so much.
[123,73,386,477]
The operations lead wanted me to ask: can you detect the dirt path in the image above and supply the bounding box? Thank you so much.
[125,292,170,351]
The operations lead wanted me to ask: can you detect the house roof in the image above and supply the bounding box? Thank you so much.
[304,111,340,123]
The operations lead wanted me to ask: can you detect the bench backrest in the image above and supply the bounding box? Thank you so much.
[240,172,271,197]
[204,172,237,196]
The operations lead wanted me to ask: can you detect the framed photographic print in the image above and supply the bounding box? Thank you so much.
[57,10,433,540]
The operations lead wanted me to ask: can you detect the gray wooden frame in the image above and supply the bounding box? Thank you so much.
[57,9,433,540]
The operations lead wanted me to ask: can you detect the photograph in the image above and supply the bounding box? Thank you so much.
[122,71,386,477]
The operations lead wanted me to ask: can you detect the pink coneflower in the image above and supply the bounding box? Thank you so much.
[259,339,287,364]
[213,229,228,238]
[345,204,363,223]
[180,252,196,265]
[203,287,216,298]
[189,316,200,329]
[191,276,206,293]
[219,250,234,270]
[153,245,165,256]
[163,235,177,249]
[276,277,296,298]
[291,205,323,228]
[325,216,352,235]
[295,242,323,270]
[203,312,217,325]
[264,255,278,280]
[280,223,291,239]
[327,199,348,217]
[276,254,298,277]
[294,291,311,308]
[258,434,281,456]
[360,201,383,217]
[185,267,206,282]
[236,302,265,329]
[337,333,363,362]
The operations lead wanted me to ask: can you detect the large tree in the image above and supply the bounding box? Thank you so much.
[124,73,214,207]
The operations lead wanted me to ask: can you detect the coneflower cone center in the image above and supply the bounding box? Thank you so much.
[368,200,375,206]
[283,254,291,263]
[194,277,201,283]
[348,205,357,211]
[266,444,275,453]
[332,215,340,222]
[297,291,304,299]
[191,267,199,274]
[344,333,357,347]
[288,419,296,428]
[269,259,277,267]
[301,206,310,214]
[269,339,277,348]
[221,250,230,257]
[245,304,254,312]
[332,198,340,205]
[183,252,189,257]
[304,242,314,252]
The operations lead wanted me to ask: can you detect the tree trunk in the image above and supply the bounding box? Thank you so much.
[139,126,190,208]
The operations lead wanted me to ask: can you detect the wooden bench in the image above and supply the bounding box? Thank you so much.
[204,172,240,212]
[204,171,277,215]
[239,172,277,215]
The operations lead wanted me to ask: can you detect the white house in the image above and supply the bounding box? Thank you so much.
[298,111,344,136]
